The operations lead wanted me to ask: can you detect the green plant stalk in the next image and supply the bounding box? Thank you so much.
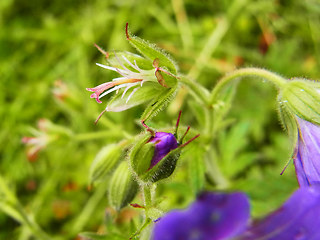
[71,182,108,234]
[0,176,52,240]
[179,76,210,105]
[171,0,193,50]
[205,150,230,188]
[143,185,153,208]
[129,185,154,239]
[73,130,130,142]
[210,68,287,104]
[131,218,152,240]
[180,79,229,186]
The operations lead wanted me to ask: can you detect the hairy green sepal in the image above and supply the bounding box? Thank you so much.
[126,30,178,74]
[130,134,153,175]
[142,148,181,183]
[281,80,320,125]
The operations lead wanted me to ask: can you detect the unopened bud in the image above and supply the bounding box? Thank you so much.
[130,112,199,183]
[109,161,138,210]
[89,144,123,184]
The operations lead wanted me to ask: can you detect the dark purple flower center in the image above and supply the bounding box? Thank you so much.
[148,132,178,169]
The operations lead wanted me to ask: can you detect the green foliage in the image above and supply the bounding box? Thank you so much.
[1,0,320,239]
[187,145,206,194]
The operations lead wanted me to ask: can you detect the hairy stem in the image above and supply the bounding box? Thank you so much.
[180,76,210,104]
[143,185,153,207]
[210,67,287,104]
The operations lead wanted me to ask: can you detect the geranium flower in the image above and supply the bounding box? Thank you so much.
[278,79,320,186]
[241,186,320,240]
[152,192,250,240]
[293,117,320,187]
[152,186,320,240]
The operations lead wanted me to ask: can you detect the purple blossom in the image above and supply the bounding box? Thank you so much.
[148,132,178,169]
[152,186,320,240]
[294,117,320,186]
[152,192,250,240]
[241,186,320,240]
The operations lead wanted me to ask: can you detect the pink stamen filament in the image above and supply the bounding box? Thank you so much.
[87,78,142,103]
[179,126,190,143]
[179,134,200,148]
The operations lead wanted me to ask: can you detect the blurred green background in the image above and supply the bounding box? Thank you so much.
[1,0,320,239]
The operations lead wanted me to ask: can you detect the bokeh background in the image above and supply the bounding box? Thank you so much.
[1,0,320,239]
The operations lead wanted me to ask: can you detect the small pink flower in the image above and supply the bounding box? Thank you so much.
[22,119,60,162]
[87,79,142,104]
[52,80,69,101]
[22,135,48,162]
[87,53,155,104]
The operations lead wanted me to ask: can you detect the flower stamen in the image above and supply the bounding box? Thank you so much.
[86,78,142,103]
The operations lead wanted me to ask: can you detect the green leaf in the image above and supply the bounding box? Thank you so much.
[126,25,178,74]
[187,145,205,194]
[89,144,123,184]
[79,232,126,240]
[0,201,24,223]
[218,121,257,177]
[106,82,165,112]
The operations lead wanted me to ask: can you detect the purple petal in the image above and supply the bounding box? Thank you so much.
[152,192,250,240]
[294,117,320,186]
[149,132,178,168]
[240,186,320,240]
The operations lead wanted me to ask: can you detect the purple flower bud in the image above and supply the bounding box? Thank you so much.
[293,117,320,186]
[148,132,178,169]
[130,112,199,183]
[152,192,250,240]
